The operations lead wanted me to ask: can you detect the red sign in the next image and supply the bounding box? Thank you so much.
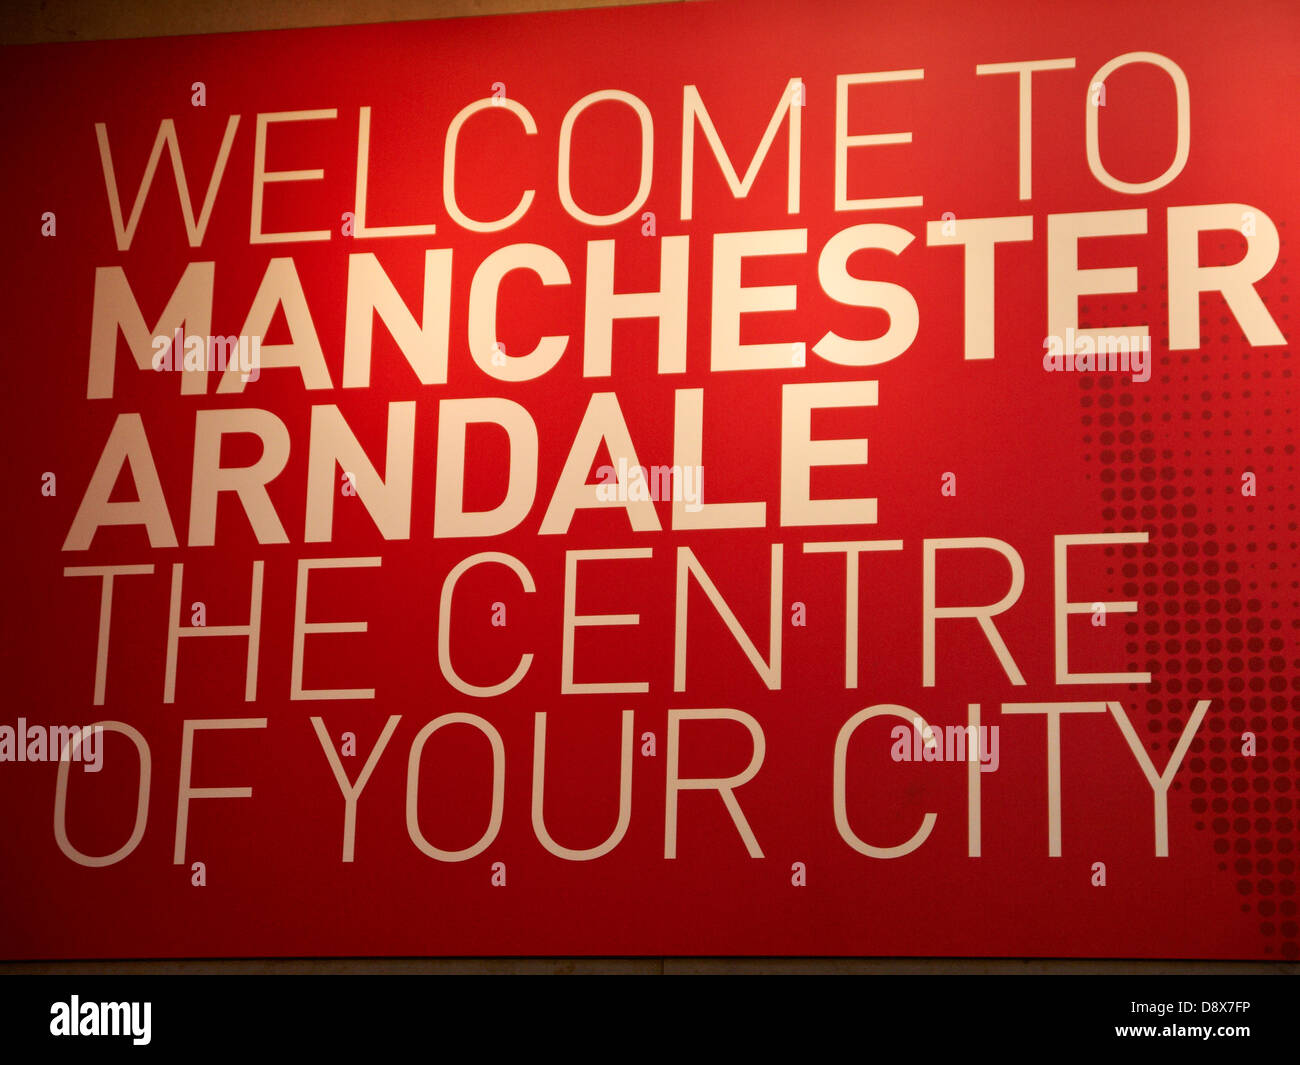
[1,0,1297,958]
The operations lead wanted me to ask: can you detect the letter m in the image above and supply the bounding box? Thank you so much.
[88,263,214,399]
[680,78,802,221]
[102,1003,129,1037]
[209,335,241,372]
[49,726,78,761]
[1096,334,1131,371]
[648,465,675,501]
[946,724,976,762]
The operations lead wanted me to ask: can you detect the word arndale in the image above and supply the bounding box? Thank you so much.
[62,381,881,549]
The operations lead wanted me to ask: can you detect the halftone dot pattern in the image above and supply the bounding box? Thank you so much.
[1077,228,1298,959]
